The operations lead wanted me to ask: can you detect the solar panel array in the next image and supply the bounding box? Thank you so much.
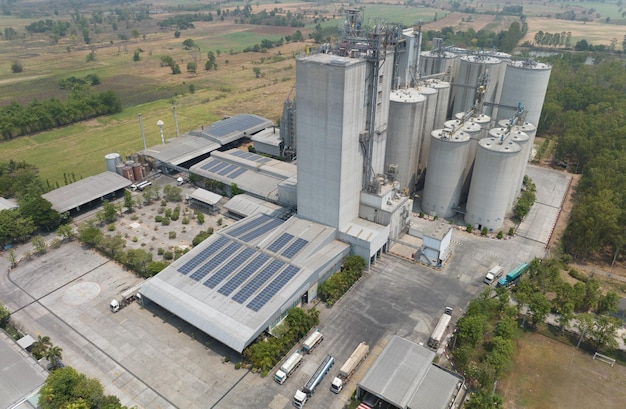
[206,114,267,139]
[239,218,284,242]
[267,233,295,253]
[229,167,247,179]
[203,247,255,289]
[281,238,309,259]
[189,242,241,281]
[218,164,237,176]
[247,265,301,312]
[232,259,284,304]
[225,215,271,238]
[200,159,219,171]
[217,253,270,297]
[178,236,229,274]
[229,150,272,163]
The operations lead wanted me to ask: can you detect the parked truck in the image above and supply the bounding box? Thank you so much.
[427,307,453,349]
[110,283,143,313]
[483,265,504,285]
[293,355,334,407]
[330,342,369,393]
[274,350,303,385]
[302,329,323,353]
[496,262,529,288]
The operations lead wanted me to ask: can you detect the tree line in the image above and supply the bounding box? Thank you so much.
[423,21,527,53]
[0,88,122,140]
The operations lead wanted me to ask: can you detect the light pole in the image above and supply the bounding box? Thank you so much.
[157,120,165,145]
[173,106,180,137]
[138,114,147,152]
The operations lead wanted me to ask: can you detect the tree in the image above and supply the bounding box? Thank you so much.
[32,235,47,254]
[0,303,11,329]
[253,67,261,78]
[131,29,139,41]
[101,200,117,224]
[527,292,551,327]
[11,61,23,73]
[19,195,61,231]
[56,224,74,241]
[187,61,197,73]
[124,249,152,275]
[78,222,103,247]
[32,335,52,359]
[574,312,594,348]
[456,314,487,348]
[133,49,140,61]
[597,291,619,315]
[162,185,182,202]
[588,315,621,349]
[123,190,134,212]
[182,39,196,49]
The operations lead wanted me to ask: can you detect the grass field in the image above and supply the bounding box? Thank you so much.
[499,332,626,409]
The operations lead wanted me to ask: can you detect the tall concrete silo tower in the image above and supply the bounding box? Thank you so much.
[386,89,426,193]
[451,55,504,119]
[429,80,451,129]
[498,119,537,162]
[465,137,522,231]
[422,129,471,218]
[416,86,438,177]
[420,50,458,77]
[495,60,552,128]
[487,127,530,209]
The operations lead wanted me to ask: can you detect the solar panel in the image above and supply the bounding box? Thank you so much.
[228,168,247,179]
[256,157,271,163]
[281,238,308,259]
[267,233,295,253]
[232,259,284,304]
[218,164,238,176]
[200,159,218,170]
[206,115,267,138]
[230,150,246,157]
[189,242,241,281]
[217,253,270,296]
[247,265,300,312]
[239,218,284,242]
[225,215,272,238]
[178,236,229,274]
[206,160,228,172]
[209,161,229,174]
[203,247,255,289]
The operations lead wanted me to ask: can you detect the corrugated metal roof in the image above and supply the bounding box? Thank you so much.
[189,188,222,205]
[0,197,18,211]
[251,127,282,147]
[224,194,289,218]
[42,171,131,213]
[143,135,220,165]
[202,114,273,145]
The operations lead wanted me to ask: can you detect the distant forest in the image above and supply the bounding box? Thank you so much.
[540,54,626,265]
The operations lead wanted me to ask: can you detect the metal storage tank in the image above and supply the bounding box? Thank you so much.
[122,165,135,182]
[429,80,451,129]
[445,119,482,199]
[488,127,530,208]
[115,163,125,176]
[465,137,521,231]
[497,119,537,161]
[495,60,552,128]
[420,50,457,77]
[422,129,471,218]
[455,112,491,139]
[386,89,427,193]
[132,162,143,182]
[417,86,438,175]
[451,55,504,118]
[105,153,122,173]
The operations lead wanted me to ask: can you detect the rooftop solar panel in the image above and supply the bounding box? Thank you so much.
[217,253,270,296]
[203,247,255,289]
[267,233,295,253]
[209,161,229,174]
[178,236,229,274]
[200,159,218,171]
[228,168,247,179]
[281,238,308,259]
[225,215,273,238]
[218,164,238,176]
[206,160,228,172]
[239,218,284,242]
[256,157,272,163]
[247,265,301,312]
[189,241,241,281]
[232,259,284,304]
[230,150,247,157]
[206,115,267,139]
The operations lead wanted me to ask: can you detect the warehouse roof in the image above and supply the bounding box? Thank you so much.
[358,336,463,409]
[189,188,222,206]
[251,127,282,147]
[143,136,220,166]
[42,172,131,213]
[140,214,349,352]
[224,194,290,219]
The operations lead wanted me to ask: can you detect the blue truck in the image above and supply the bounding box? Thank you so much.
[496,262,529,288]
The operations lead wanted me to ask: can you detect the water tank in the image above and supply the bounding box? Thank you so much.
[420,51,458,77]
[132,162,143,182]
[115,163,125,176]
[122,165,135,182]
[428,80,451,129]
[495,60,552,128]
[465,137,521,231]
[386,89,427,193]
[497,119,537,161]
[488,127,530,208]
[105,153,122,173]
[451,55,504,118]
[422,129,471,218]
[417,86,438,175]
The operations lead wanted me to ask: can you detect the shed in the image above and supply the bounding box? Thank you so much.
[188,188,222,215]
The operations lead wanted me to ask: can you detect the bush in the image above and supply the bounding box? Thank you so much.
[107,224,116,231]
[419,212,424,218]
[496,231,503,240]
[318,256,366,306]
[161,218,170,226]
[234,362,241,370]
[169,231,177,239]
[192,230,212,246]
[197,213,205,224]
[182,217,189,225]
[481,227,489,236]
[50,238,62,249]
[157,248,165,255]
[508,227,515,236]
[132,237,138,243]
[466,224,473,233]
[155,215,163,222]
[163,251,173,260]
[568,268,587,281]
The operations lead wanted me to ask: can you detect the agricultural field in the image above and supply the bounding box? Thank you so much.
[498,332,626,409]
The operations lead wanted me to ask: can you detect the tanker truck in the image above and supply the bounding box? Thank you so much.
[274,350,303,385]
[330,342,369,393]
[293,355,334,408]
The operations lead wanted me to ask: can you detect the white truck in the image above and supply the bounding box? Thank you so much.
[302,329,323,353]
[330,342,369,393]
[293,390,308,408]
[110,283,143,313]
[274,350,303,384]
[427,307,453,349]
[483,265,504,285]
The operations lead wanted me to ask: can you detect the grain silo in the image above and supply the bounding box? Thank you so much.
[420,50,458,77]
[422,129,471,218]
[495,60,552,128]
[445,119,482,200]
[451,55,504,118]
[105,153,122,173]
[488,127,530,208]
[417,86,438,176]
[465,137,521,231]
[386,88,426,193]
[497,119,537,161]
[429,80,451,129]
[455,112,491,139]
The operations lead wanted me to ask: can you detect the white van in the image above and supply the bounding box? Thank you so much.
[484,265,504,285]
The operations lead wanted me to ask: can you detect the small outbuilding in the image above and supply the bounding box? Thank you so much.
[188,188,222,215]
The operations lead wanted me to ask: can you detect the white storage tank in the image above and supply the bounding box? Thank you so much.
[420,50,458,77]
[465,137,522,231]
[429,80,451,129]
[495,60,552,128]
[417,86,438,175]
[386,89,427,193]
[105,153,122,173]
[445,119,482,199]
[451,55,504,118]
[497,119,537,161]
[422,129,471,218]
[488,127,530,208]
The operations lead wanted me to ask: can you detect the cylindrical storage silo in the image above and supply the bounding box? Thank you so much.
[495,60,552,128]
[497,119,537,161]
[422,129,471,218]
[115,163,125,176]
[451,55,503,118]
[429,80,451,129]
[386,89,427,193]
[455,112,491,139]
[105,153,122,173]
[122,165,135,182]
[132,162,143,182]
[420,51,457,77]
[488,127,530,208]
[445,119,482,200]
[417,86,438,176]
[465,137,522,231]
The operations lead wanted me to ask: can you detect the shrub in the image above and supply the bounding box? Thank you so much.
[155,215,163,222]
[568,268,587,281]
[163,251,173,260]
[466,224,473,233]
[161,218,170,226]
[132,237,138,243]
[165,208,172,218]
[481,227,488,236]
[217,217,223,226]
[419,212,424,218]
[234,362,241,370]
[50,238,62,249]
[107,224,116,231]
[192,230,211,246]
[197,213,205,224]
[169,231,176,239]
[508,227,515,236]
[157,248,165,255]
[182,217,189,225]
[318,256,366,306]
[496,231,503,240]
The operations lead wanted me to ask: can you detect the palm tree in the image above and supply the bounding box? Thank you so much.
[31,335,51,359]
[45,345,63,370]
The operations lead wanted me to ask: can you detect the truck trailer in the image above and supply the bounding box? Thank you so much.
[483,265,504,285]
[110,282,143,312]
[302,329,323,353]
[427,307,453,349]
[330,342,369,393]
[293,355,334,407]
[496,262,529,288]
[274,350,303,384]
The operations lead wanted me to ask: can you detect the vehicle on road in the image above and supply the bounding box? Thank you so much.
[483,265,504,285]
[427,307,453,349]
[293,355,334,407]
[275,350,303,385]
[330,342,369,393]
[496,262,529,288]
[302,329,323,354]
[110,282,143,312]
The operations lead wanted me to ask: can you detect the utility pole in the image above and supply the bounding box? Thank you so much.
[138,114,147,152]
